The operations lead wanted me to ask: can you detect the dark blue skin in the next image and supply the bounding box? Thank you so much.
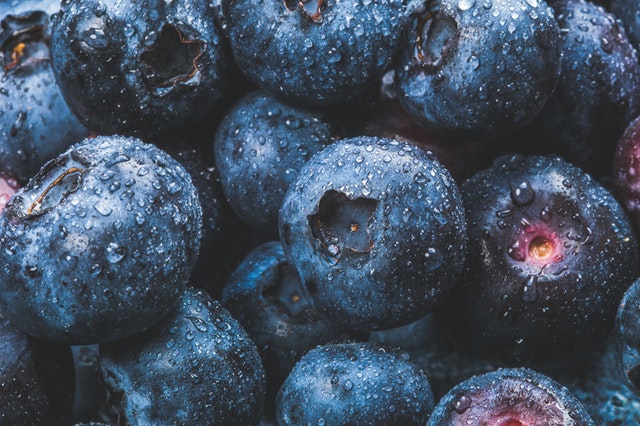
[427,368,595,425]
[100,288,266,425]
[49,0,233,141]
[222,0,408,105]
[279,136,467,331]
[214,91,333,237]
[276,342,434,425]
[0,2,90,184]
[443,154,638,365]
[0,135,202,344]
[530,0,640,176]
[615,278,640,394]
[611,0,640,51]
[0,310,74,425]
[221,241,360,405]
[395,0,562,140]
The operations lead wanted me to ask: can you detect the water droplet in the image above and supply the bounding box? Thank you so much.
[81,26,111,50]
[521,275,539,303]
[413,172,427,184]
[510,181,535,206]
[468,55,480,70]
[105,242,127,263]
[94,201,113,216]
[187,316,209,332]
[454,395,472,413]
[458,0,476,11]
[525,0,537,7]
[344,380,353,391]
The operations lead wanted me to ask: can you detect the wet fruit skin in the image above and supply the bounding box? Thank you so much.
[214,91,333,237]
[276,342,435,425]
[0,2,90,184]
[530,0,640,177]
[426,368,595,425]
[443,154,638,365]
[221,241,360,405]
[49,0,233,141]
[613,114,640,234]
[100,288,266,425]
[0,135,202,344]
[0,309,75,425]
[279,136,467,332]
[611,0,640,52]
[615,278,640,394]
[395,0,562,140]
[222,0,408,105]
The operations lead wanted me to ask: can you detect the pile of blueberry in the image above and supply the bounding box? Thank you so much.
[4,0,640,424]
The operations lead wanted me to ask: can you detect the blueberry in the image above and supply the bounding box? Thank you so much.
[221,241,361,406]
[50,0,233,140]
[613,114,640,234]
[426,367,595,425]
[395,0,561,140]
[100,288,266,425]
[0,135,202,344]
[276,342,434,425]
[222,0,408,105]
[0,309,74,425]
[214,91,333,236]
[531,0,640,176]
[355,69,507,183]
[0,2,90,184]
[615,278,640,393]
[444,154,638,364]
[279,136,466,331]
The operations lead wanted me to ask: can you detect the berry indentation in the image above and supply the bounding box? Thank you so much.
[141,24,203,89]
[529,236,553,261]
[0,11,49,72]
[4,153,86,221]
[264,263,314,318]
[284,0,325,22]
[413,11,458,72]
[308,190,378,263]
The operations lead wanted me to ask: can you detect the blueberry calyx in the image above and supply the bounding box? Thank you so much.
[307,190,378,264]
[4,152,86,222]
[263,263,314,318]
[140,24,203,90]
[411,8,458,74]
[0,11,49,73]
[284,0,324,23]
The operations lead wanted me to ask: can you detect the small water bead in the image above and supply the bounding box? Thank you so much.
[458,0,476,11]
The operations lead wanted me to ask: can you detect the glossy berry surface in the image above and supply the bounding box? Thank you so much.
[0,135,202,344]
[222,0,408,105]
[395,0,561,139]
[276,342,434,425]
[615,278,640,394]
[611,0,640,51]
[100,288,266,425]
[279,136,466,331]
[532,0,640,176]
[222,241,355,400]
[0,2,89,184]
[445,154,638,364]
[214,91,333,235]
[427,368,595,425]
[613,114,640,234]
[50,0,232,140]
